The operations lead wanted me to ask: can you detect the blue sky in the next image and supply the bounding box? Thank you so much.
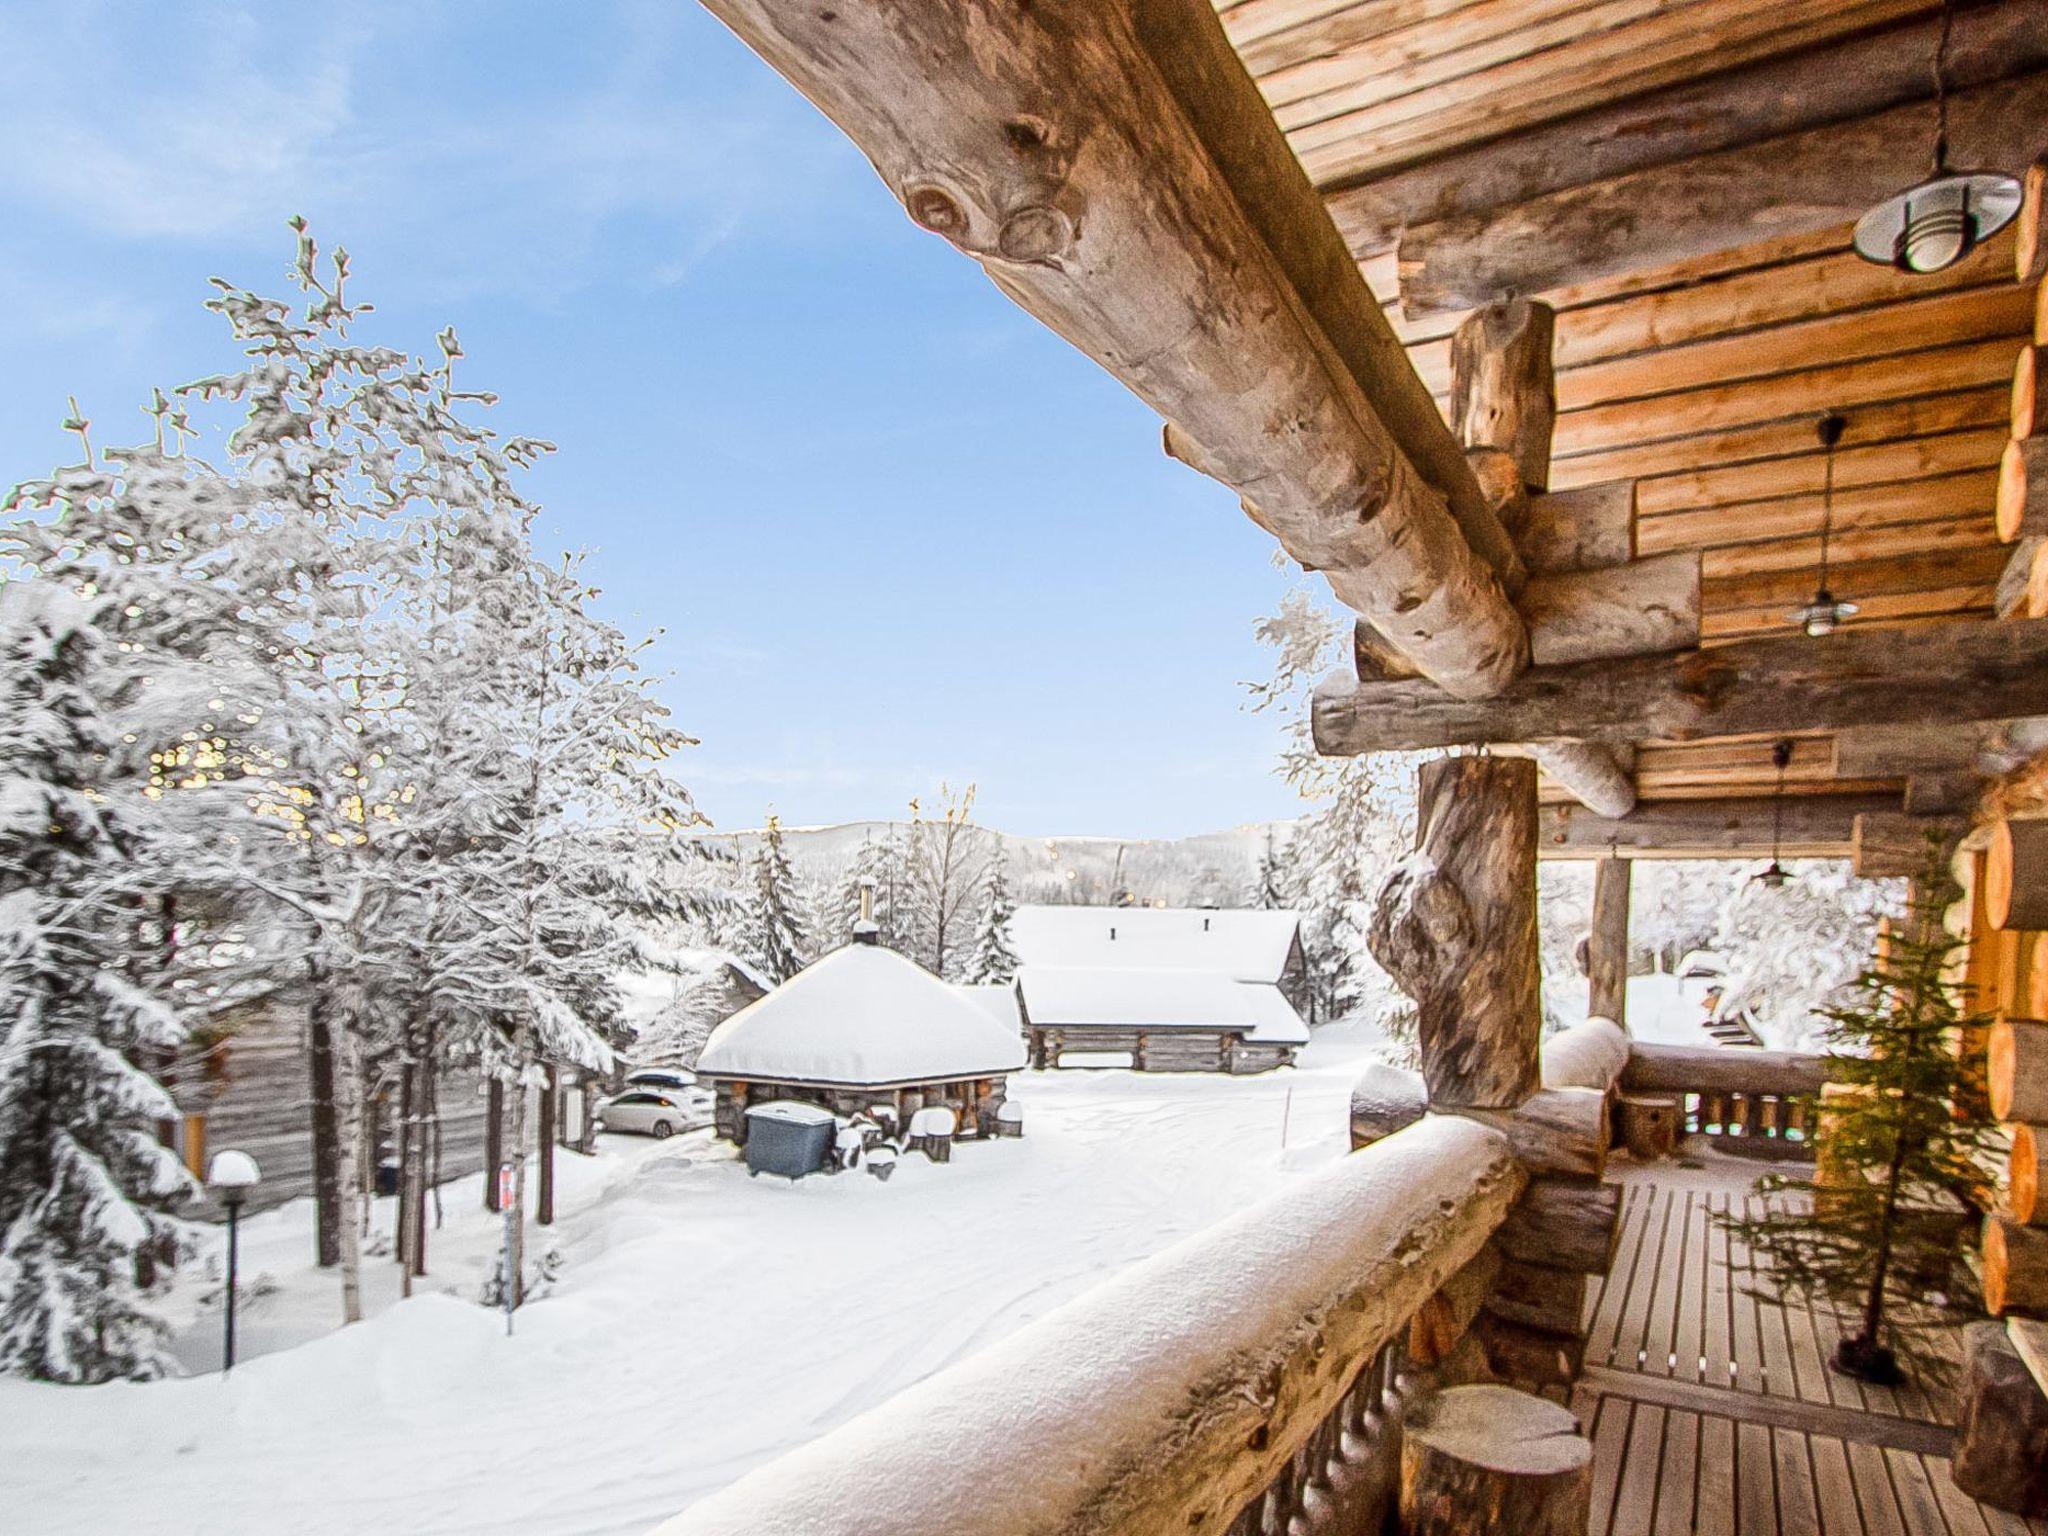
[0,0,1318,839]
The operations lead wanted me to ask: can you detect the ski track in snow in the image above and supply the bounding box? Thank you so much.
[0,1026,1384,1536]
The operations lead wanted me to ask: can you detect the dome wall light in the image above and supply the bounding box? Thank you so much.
[1789,411,1858,637]
[1852,1,2020,274]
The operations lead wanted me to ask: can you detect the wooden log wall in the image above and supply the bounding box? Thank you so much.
[1979,816,2048,1319]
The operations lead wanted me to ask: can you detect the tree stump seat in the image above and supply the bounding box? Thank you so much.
[1399,1383,1592,1536]
[1618,1093,1681,1160]
[1952,1319,2048,1515]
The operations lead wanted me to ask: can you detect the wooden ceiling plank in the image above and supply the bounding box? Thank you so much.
[1701,587,1995,640]
[1221,0,1475,61]
[1633,426,2009,519]
[1639,472,1997,556]
[1311,616,2048,754]
[1698,515,2001,586]
[1395,70,2048,313]
[1300,0,1928,185]
[1317,2,2043,255]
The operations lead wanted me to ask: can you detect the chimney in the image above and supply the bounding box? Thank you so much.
[853,878,880,945]
[1109,926,1116,942]
[1203,916,1211,932]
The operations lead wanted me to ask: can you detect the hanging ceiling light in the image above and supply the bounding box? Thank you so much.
[1788,411,1858,637]
[1852,0,2020,274]
[1753,740,1795,889]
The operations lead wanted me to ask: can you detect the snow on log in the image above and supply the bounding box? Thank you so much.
[1496,1178,1623,1275]
[1622,1042,1830,1098]
[1368,756,1542,1111]
[1985,1212,2048,1317]
[1987,819,2048,930]
[1951,1321,2048,1515]
[1527,742,1637,821]
[1399,1384,1592,1536]
[2012,1122,2047,1228]
[693,0,1531,699]
[1350,1062,1429,1149]
[1990,1020,2048,1124]
[1518,552,1701,668]
[1516,483,1635,576]
[1540,1018,1629,1093]
[648,1117,1523,1536]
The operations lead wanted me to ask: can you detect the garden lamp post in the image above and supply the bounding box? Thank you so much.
[207,1150,262,1372]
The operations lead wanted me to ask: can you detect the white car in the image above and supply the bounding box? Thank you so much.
[595,1089,701,1139]
[625,1067,699,1094]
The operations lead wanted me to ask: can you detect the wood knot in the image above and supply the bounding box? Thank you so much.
[996,203,1074,264]
[904,183,969,240]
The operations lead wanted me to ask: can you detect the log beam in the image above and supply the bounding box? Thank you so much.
[1368,756,1542,1110]
[1587,858,1631,1029]
[1519,552,1701,668]
[1395,71,2048,314]
[1517,482,1636,576]
[1538,795,1897,860]
[1623,1042,1830,1098]
[1322,2,2048,256]
[1854,812,1962,880]
[1313,619,2048,756]
[698,0,1537,699]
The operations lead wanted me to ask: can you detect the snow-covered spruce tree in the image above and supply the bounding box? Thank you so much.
[964,862,1019,985]
[1718,856,1992,1386]
[1248,587,1417,1034]
[1254,827,1301,910]
[742,815,809,984]
[0,583,195,1382]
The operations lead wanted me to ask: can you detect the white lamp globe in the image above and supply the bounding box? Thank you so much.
[208,1150,262,1192]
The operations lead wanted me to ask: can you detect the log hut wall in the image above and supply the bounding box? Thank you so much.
[1025,1026,1298,1075]
[709,1075,1011,1145]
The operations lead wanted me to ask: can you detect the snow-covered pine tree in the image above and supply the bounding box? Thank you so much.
[1254,827,1299,910]
[964,862,1020,984]
[0,583,195,1382]
[1718,856,1991,1386]
[742,815,809,984]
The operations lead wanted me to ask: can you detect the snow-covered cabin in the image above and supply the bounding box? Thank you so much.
[1010,906,1311,1073]
[692,939,1027,1143]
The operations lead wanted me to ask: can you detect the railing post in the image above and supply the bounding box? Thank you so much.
[1588,855,1632,1028]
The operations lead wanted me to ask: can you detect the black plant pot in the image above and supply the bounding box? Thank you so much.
[1832,1335,1904,1385]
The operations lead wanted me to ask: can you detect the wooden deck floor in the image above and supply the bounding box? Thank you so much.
[1572,1158,2048,1536]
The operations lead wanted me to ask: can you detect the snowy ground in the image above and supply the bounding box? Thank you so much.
[1,1024,1388,1536]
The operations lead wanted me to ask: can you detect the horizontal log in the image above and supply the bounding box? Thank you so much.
[1516,482,1635,575]
[1395,71,2048,313]
[1519,552,1700,668]
[1496,1178,1623,1275]
[1459,1089,1612,1182]
[1855,812,1961,880]
[1622,1042,1829,1098]
[1351,1061,1429,1150]
[649,1117,1522,1536]
[1321,2,2048,257]
[1537,795,1898,860]
[1486,1260,1588,1337]
[1311,618,2048,755]
[1526,743,1637,821]
[1997,537,2043,619]
[700,0,1529,697]
[1950,1320,2048,1514]
[1410,1246,1504,1367]
[1472,1313,1587,1392]
[1540,1019,1630,1093]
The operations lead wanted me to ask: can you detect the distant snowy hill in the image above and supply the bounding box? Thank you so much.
[694,819,1300,907]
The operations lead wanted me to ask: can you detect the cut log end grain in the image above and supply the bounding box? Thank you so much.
[2000,437,2048,543]
[2021,161,2048,286]
[1989,1019,2048,1125]
[1401,1384,1592,1536]
[1987,819,2048,931]
[2017,345,2046,441]
[2015,1122,2045,1227]
[1986,1213,2048,1316]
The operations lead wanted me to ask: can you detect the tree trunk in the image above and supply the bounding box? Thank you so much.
[1368,755,1542,1110]
[484,1078,504,1213]
[1400,1385,1592,1536]
[1985,1213,2048,1316]
[1990,1019,2048,1124]
[307,978,341,1269]
[507,1072,528,1308]
[1987,818,2048,931]
[396,1062,416,1289]
[334,1034,365,1326]
[538,1064,557,1227]
[1587,857,1631,1028]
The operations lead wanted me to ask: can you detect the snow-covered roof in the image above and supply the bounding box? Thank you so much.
[1009,906,1302,983]
[695,944,1026,1087]
[955,983,1023,1034]
[1017,968,1308,1044]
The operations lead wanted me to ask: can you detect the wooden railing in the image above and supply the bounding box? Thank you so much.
[649,1117,1523,1536]
[1622,1041,1829,1161]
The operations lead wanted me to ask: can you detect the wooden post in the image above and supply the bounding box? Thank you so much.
[1450,300,1556,493]
[1368,755,1542,1110]
[1400,1384,1592,1536]
[1587,856,1631,1028]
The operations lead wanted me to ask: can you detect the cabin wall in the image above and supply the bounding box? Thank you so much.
[712,1075,1011,1145]
[1028,1026,1294,1075]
